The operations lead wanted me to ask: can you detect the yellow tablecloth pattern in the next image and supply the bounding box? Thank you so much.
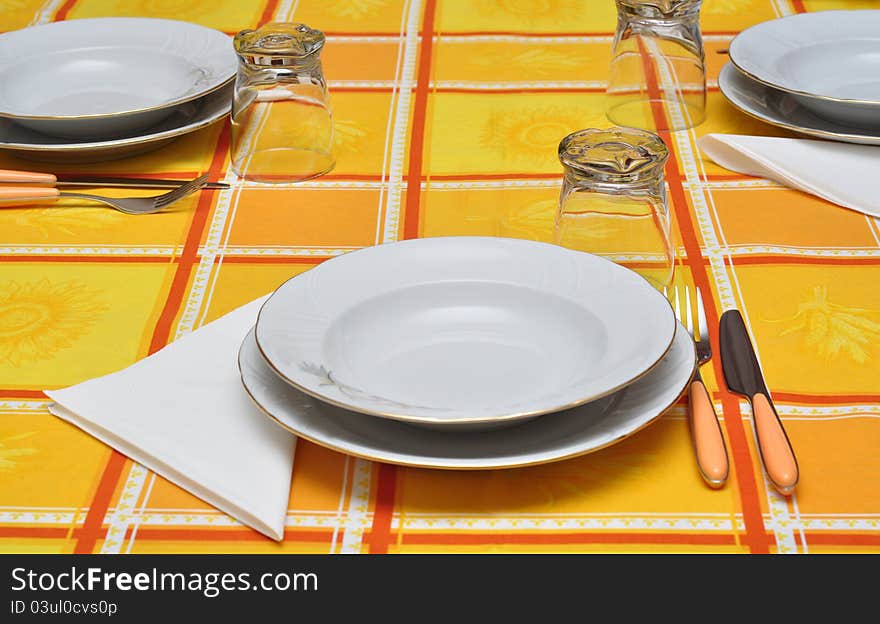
[2,0,879,554]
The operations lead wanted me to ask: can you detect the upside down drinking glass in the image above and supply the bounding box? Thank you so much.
[231,22,335,183]
[606,0,706,131]
[554,127,674,290]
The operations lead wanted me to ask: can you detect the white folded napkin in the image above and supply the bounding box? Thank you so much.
[698,133,880,218]
[45,296,297,541]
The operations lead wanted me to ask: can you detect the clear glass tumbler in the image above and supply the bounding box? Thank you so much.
[231,22,335,183]
[554,127,674,289]
[606,0,706,131]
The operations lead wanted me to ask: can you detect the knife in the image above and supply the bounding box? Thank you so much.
[719,309,799,496]
[0,169,228,190]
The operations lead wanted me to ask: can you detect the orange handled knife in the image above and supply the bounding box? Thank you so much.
[0,168,228,190]
[719,309,799,496]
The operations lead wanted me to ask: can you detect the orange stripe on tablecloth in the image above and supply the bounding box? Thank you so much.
[399,532,737,546]
[7,526,875,549]
[619,260,677,270]
[401,4,437,242]
[309,30,616,38]
[0,255,174,263]
[335,87,607,95]
[0,527,71,538]
[437,30,616,37]
[330,86,399,93]
[218,29,742,40]
[637,39,771,554]
[437,87,606,94]
[257,0,281,27]
[72,452,127,553]
[442,30,738,37]
[791,0,808,13]
[367,463,398,554]
[148,124,230,356]
[69,128,230,554]
[320,31,430,37]
[427,173,561,181]
[726,255,880,266]
[402,0,438,241]
[802,534,880,546]
[203,172,561,183]
[367,3,437,553]
[0,389,47,398]
[53,0,77,20]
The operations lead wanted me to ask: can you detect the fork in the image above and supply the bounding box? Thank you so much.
[666,283,730,489]
[0,173,209,215]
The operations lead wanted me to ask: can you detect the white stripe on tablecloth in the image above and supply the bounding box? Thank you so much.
[381,0,423,243]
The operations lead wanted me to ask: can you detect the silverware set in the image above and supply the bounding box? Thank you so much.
[666,284,799,495]
[0,168,218,214]
[0,169,228,189]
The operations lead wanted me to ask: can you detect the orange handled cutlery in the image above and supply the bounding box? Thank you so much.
[0,168,228,191]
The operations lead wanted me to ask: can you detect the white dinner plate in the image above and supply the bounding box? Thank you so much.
[0,83,231,162]
[255,237,676,428]
[718,64,880,146]
[239,325,695,469]
[729,10,880,127]
[0,18,236,139]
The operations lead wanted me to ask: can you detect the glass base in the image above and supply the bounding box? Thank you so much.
[606,97,705,132]
[231,147,335,183]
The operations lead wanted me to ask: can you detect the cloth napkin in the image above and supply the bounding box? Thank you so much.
[45,296,296,541]
[698,133,880,218]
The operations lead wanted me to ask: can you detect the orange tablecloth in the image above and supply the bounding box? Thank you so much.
[2,0,878,554]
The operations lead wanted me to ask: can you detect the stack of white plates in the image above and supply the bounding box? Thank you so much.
[240,237,695,469]
[721,10,880,145]
[0,18,237,162]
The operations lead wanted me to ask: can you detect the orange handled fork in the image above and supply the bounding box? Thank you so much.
[665,283,730,488]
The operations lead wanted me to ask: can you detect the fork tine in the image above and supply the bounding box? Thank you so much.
[155,185,188,208]
[685,283,694,339]
[157,185,186,205]
[696,286,708,343]
[166,174,204,200]
[167,174,208,202]
[155,174,208,207]
[673,283,682,327]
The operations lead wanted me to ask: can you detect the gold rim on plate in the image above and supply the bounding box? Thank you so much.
[0,89,232,152]
[728,56,880,108]
[728,11,880,107]
[718,64,880,144]
[0,77,235,123]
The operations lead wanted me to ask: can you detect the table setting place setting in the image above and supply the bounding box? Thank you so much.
[1,1,877,546]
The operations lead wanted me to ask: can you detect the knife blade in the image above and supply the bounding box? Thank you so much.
[0,169,228,190]
[719,309,799,496]
[53,177,229,190]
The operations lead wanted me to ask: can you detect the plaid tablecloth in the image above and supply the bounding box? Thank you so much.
[2,0,878,555]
